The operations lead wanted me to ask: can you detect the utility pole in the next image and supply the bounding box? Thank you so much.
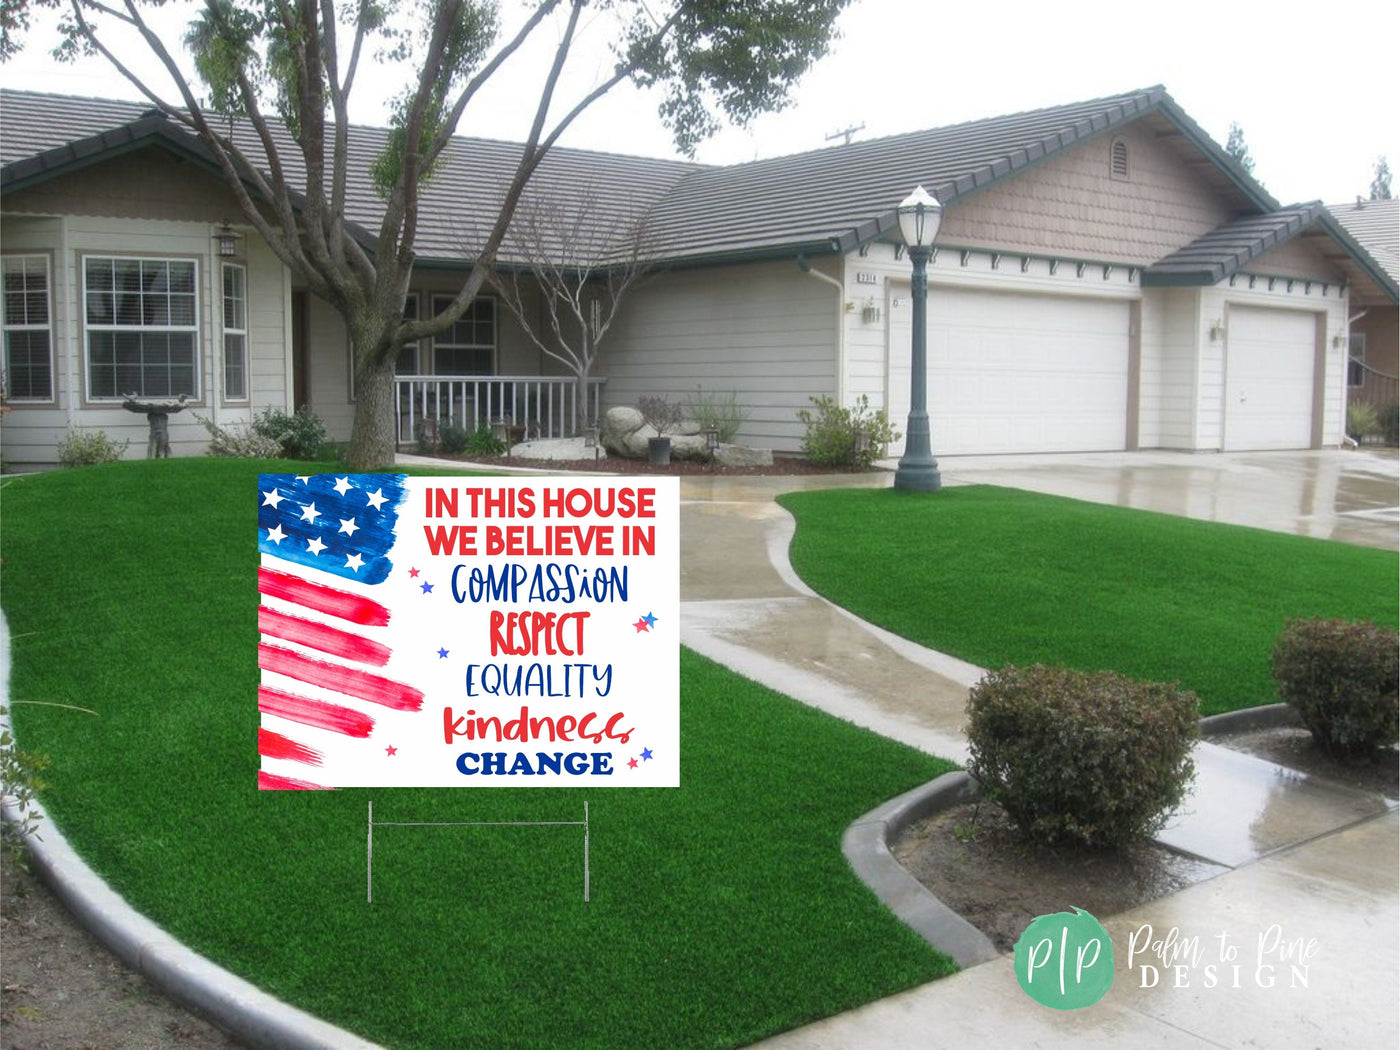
[825,122,865,146]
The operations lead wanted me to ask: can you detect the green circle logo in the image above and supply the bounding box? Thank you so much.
[1013,907,1115,1010]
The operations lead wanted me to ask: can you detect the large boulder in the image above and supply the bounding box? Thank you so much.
[714,443,774,468]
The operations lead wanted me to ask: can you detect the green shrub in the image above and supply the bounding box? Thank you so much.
[1,707,49,864]
[1381,403,1399,446]
[1347,400,1381,441]
[252,406,327,459]
[966,665,1199,849]
[1271,619,1399,759]
[437,424,505,456]
[196,413,284,458]
[797,394,899,469]
[56,425,129,467]
[685,387,748,442]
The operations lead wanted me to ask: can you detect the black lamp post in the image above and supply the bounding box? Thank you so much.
[894,186,943,492]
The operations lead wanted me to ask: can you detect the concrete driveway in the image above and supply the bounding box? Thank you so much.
[927,448,1399,551]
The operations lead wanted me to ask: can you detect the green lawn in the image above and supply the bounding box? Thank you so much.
[2,459,957,1050]
[778,486,1398,716]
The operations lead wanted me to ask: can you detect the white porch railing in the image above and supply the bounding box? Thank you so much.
[394,375,606,446]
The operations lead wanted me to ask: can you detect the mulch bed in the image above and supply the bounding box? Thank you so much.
[430,453,880,476]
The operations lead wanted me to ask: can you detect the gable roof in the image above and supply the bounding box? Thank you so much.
[1327,198,1399,283]
[0,85,1369,284]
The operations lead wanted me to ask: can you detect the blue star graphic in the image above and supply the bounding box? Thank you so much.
[642,612,658,628]
[438,647,450,659]
[641,747,653,761]
[421,581,434,594]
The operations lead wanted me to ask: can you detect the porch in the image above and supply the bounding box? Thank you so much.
[393,374,606,447]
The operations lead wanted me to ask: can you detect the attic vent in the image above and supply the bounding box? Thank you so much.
[1110,137,1130,180]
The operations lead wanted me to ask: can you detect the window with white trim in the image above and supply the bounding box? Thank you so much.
[84,256,199,399]
[432,295,495,375]
[2,254,54,401]
[223,263,248,400]
[396,293,420,374]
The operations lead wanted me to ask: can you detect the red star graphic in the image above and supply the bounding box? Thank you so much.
[628,757,639,769]
[408,567,420,578]
[633,618,650,632]
[385,745,398,756]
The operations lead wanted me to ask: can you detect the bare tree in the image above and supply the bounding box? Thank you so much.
[489,189,655,434]
[38,0,852,468]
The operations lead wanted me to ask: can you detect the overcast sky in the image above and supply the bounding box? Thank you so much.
[4,0,1396,207]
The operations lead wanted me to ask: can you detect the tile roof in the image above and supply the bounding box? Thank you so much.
[0,84,1276,267]
[1327,198,1399,283]
[1142,205,1327,285]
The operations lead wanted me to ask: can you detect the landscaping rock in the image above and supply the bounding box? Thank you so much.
[602,406,706,459]
[714,444,774,468]
[508,437,601,461]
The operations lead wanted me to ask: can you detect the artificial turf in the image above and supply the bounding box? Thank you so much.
[778,485,1399,716]
[2,458,957,1050]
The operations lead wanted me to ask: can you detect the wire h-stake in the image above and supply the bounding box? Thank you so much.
[367,800,590,904]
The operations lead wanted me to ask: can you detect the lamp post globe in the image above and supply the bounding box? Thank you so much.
[894,186,943,492]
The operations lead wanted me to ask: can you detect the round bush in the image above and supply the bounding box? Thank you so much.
[966,665,1199,849]
[1271,619,1398,759]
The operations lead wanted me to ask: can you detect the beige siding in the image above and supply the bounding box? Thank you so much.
[1245,237,1347,283]
[0,210,289,466]
[598,260,838,451]
[4,147,244,223]
[1138,286,1200,449]
[940,123,1237,264]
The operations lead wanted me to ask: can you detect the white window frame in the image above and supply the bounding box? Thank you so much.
[2,253,55,403]
[431,294,496,376]
[82,254,201,402]
[222,262,249,402]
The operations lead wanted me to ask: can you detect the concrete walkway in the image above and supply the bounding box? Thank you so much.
[675,451,1398,1050]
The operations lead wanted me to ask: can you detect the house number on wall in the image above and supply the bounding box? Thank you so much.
[856,272,878,285]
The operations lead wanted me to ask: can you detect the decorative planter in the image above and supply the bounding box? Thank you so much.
[648,436,672,466]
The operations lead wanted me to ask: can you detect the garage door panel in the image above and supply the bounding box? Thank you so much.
[1223,307,1316,451]
[889,287,1129,456]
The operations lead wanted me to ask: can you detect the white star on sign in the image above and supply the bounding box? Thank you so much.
[339,517,359,536]
[345,553,365,572]
[261,489,285,509]
[333,476,353,496]
[265,524,287,545]
[299,502,321,523]
[366,488,388,510]
[307,537,327,555]
[296,475,313,484]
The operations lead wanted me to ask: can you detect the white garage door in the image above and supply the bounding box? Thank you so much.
[1223,307,1316,451]
[888,287,1129,456]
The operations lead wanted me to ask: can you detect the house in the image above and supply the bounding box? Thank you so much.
[1327,197,1398,410]
[2,85,1396,468]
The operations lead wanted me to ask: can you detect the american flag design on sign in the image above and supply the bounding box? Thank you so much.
[257,473,410,790]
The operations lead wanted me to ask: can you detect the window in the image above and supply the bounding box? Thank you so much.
[1348,332,1367,388]
[84,256,199,399]
[1110,137,1130,180]
[223,263,248,400]
[2,254,53,401]
[432,295,495,375]
[396,294,420,374]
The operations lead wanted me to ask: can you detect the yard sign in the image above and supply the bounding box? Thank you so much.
[256,475,679,788]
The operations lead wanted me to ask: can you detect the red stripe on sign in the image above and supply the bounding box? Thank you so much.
[258,606,392,666]
[257,566,391,626]
[258,727,323,766]
[258,686,376,738]
[258,770,332,791]
[259,643,425,711]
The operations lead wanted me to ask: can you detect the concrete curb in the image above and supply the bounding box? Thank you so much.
[841,772,1001,969]
[0,612,386,1050]
[1198,702,1301,737]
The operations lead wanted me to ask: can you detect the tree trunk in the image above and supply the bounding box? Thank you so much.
[575,369,594,435]
[348,352,398,469]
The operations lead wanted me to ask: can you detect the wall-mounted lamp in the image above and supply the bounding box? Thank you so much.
[861,298,882,324]
[214,221,241,258]
[1333,333,1348,349]
[1209,320,1226,342]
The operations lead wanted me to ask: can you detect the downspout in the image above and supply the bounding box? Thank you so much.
[796,255,847,405]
